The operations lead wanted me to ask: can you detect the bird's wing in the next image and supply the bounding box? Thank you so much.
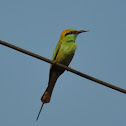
[52,40,62,61]
[50,40,62,70]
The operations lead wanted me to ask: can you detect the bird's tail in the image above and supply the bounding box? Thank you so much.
[41,80,56,103]
[36,81,57,121]
[36,71,61,121]
[41,70,60,103]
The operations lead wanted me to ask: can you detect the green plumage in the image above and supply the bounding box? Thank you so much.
[41,30,77,103]
[36,29,88,121]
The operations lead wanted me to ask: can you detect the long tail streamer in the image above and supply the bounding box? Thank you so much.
[36,103,44,121]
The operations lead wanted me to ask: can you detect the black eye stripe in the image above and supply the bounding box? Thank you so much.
[65,33,70,36]
[65,31,74,36]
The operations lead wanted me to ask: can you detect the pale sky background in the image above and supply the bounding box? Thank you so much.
[0,0,126,126]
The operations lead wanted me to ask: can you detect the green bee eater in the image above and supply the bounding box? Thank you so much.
[36,29,88,120]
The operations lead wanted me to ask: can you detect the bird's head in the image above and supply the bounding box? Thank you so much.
[60,29,88,42]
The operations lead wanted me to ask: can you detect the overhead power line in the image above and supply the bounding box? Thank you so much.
[0,40,126,94]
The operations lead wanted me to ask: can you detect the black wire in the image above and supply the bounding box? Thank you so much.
[0,40,126,94]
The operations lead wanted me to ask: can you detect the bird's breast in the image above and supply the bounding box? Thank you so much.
[55,42,77,66]
[62,42,76,55]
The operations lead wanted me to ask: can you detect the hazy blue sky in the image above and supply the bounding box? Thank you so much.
[0,0,126,126]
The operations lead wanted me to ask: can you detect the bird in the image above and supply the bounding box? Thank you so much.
[36,29,88,121]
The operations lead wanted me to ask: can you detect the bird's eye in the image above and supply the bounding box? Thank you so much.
[69,31,73,34]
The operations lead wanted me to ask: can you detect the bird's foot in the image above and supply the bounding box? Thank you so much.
[67,66,71,71]
[53,60,56,65]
